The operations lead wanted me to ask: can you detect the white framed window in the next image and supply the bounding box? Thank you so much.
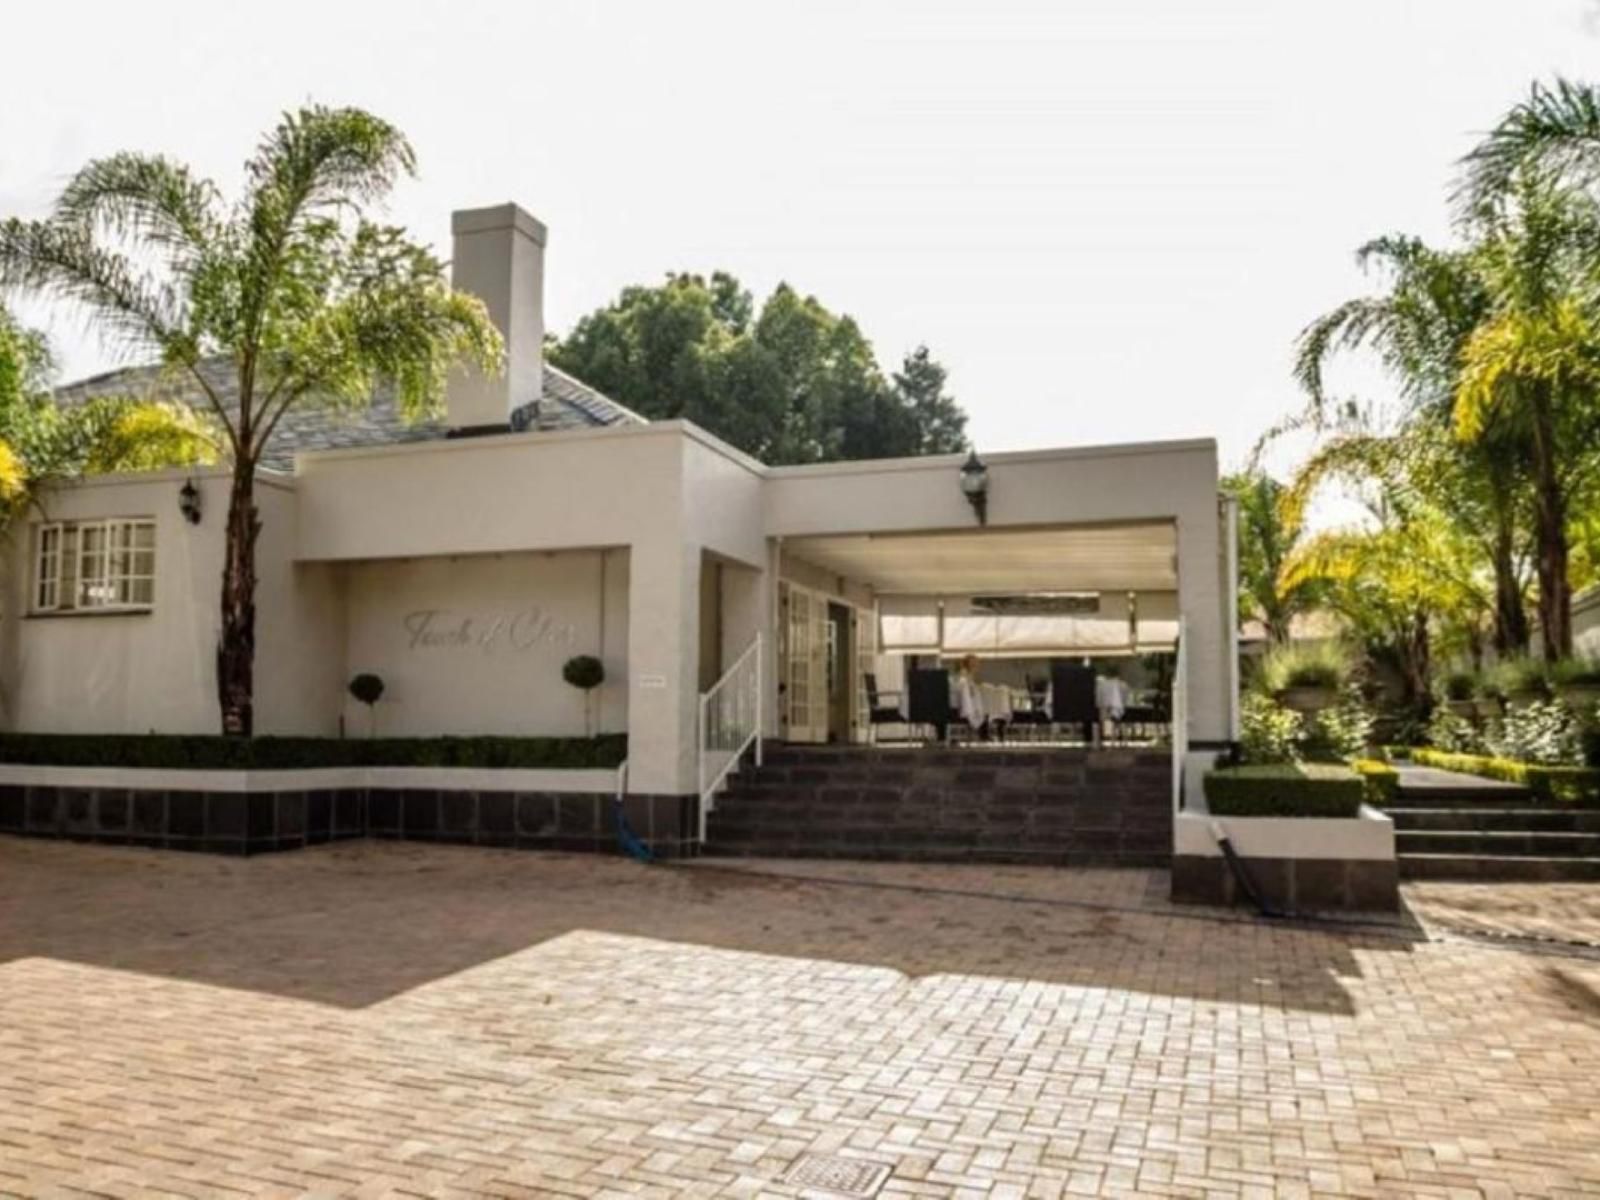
[33,518,156,613]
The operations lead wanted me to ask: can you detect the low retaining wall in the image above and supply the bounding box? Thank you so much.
[1171,802,1398,911]
[0,767,699,858]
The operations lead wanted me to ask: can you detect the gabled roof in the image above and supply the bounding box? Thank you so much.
[53,357,646,472]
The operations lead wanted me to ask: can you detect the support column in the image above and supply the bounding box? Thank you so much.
[626,536,701,798]
[1176,504,1228,744]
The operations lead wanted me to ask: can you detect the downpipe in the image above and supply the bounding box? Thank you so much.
[1209,818,1288,920]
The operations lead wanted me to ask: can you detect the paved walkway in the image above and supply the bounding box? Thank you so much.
[2,838,1599,1197]
[1392,764,1528,794]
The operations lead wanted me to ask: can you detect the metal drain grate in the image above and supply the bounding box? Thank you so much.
[783,1153,891,1197]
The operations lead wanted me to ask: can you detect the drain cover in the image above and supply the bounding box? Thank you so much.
[783,1153,891,1197]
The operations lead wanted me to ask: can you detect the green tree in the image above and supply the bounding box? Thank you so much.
[1221,468,1322,645]
[0,107,502,735]
[1453,176,1600,658]
[1461,77,1600,207]
[0,305,212,527]
[549,273,967,464]
[1293,235,1535,655]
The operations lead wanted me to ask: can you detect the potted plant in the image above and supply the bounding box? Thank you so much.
[1490,656,1550,711]
[563,655,606,737]
[348,673,384,737]
[1440,669,1478,719]
[1472,677,1505,720]
[1552,656,1600,722]
[1260,642,1349,715]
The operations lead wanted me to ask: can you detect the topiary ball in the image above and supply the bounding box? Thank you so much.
[348,673,385,707]
[563,655,605,691]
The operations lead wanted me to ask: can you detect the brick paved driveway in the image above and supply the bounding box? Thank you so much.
[1,839,1598,1198]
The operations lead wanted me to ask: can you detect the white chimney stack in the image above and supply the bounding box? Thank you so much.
[445,203,547,430]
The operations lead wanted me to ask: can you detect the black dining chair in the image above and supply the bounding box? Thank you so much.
[864,673,906,743]
[907,668,952,743]
[1049,663,1098,745]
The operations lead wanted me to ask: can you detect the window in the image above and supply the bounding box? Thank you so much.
[33,519,156,613]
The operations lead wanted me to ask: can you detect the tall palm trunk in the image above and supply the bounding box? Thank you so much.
[1490,518,1530,655]
[1402,606,1433,710]
[1529,385,1572,660]
[217,465,260,736]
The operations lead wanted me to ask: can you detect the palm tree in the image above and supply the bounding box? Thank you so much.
[1461,77,1600,207]
[1222,469,1323,645]
[0,108,502,734]
[1454,176,1600,659]
[1293,236,1535,654]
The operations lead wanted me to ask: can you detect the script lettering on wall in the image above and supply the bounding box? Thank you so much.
[402,607,578,653]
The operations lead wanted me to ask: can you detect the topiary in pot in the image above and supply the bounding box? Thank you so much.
[1440,669,1478,718]
[563,655,605,737]
[1552,656,1600,721]
[348,673,385,737]
[1490,656,1551,711]
[1259,641,1350,714]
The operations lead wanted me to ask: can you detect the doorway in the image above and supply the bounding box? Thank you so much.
[827,602,851,742]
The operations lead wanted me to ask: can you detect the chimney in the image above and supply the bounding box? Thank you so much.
[445,203,547,431]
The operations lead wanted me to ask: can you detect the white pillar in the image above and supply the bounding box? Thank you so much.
[626,536,701,795]
[1176,503,1228,743]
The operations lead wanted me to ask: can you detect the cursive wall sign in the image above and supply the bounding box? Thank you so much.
[402,607,578,653]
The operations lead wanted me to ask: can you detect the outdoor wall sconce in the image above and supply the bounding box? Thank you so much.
[178,478,202,526]
[959,449,989,525]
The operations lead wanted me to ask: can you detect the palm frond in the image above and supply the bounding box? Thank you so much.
[1460,77,1600,207]
[56,153,222,262]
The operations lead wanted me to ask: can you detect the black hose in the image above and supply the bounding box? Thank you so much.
[1211,819,1288,919]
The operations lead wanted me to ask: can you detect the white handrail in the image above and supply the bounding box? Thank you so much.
[696,633,763,841]
[1171,616,1188,817]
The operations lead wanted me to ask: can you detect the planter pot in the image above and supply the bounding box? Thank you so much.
[1505,689,1546,712]
[1474,698,1504,721]
[1275,686,1337,714]
[1444,699,1477,719]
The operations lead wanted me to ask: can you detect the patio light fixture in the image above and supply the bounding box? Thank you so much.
[959,449,989,525]
[178,478,203,525]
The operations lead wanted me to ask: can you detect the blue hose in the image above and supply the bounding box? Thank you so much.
[614,796,655,863]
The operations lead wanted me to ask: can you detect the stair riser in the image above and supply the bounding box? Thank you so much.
[1400,856,1600,881]
[1391,793,1537,809]
[1396,833,1600,858]
[703,844,1172,867]
[1389,810,1600,832]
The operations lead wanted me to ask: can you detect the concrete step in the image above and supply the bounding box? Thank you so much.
[701,841,1172,867]
[1391,788,1537,808]
[1395,830,1600,858]
[1387,807,1600,833]
[1398,853,1600,881]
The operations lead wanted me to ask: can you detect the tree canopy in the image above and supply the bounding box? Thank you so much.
[548,272,967,465]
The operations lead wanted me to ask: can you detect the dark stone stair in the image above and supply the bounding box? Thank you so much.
[1392,765,1600,880]
[704,745,1172,865]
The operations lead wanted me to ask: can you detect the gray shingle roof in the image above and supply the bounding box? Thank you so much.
[53,357,645,472]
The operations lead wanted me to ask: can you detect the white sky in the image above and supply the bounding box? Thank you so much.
[3,0,1598,479]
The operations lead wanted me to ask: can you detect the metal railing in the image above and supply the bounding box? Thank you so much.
[696,633,763,841]
[1171,616,1189,816]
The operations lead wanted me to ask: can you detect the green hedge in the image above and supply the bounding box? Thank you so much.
[1353,758,1400,806]
[0,733,628,771]
[1203,763,1366,818]
[1410,747,1600,805]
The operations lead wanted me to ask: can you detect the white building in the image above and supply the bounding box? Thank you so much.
[0,203,1243,859]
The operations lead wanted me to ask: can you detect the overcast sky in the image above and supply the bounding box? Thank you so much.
[3,0,1598,476]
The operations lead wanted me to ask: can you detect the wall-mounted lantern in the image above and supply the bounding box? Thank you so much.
[178,478,202,526]
[958,449,989,525]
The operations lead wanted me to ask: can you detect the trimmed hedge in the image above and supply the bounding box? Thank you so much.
[0,733,628,771]
[1203,763,1366,818]
[1410,747,1600,805]
[1353,758,1400,806]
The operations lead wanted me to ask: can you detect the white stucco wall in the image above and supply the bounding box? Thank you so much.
[0,469,233,734]
[338,548,628,737]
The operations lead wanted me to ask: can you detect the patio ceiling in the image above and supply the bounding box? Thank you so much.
[783,522,1178,594]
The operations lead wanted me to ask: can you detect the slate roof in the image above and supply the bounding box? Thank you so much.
[53,357,646,473]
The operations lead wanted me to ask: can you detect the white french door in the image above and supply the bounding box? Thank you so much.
[851,606,877,743]
[779,582,828,743]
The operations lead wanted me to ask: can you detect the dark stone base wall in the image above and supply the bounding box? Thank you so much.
[0,784,699,859]
[1171,854,1399,912]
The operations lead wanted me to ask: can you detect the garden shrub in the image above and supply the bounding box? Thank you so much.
[1425,706,1483,755]
[1239,689,1371,764]
[0,733,628,771]
[1352,758,1399,806]
[1411,747,1600,805]
[1204,763,1365,818]
[1483,700,1581,766]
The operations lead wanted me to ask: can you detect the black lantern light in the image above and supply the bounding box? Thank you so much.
[958,449,989,525]
[178,478,202,525]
